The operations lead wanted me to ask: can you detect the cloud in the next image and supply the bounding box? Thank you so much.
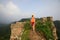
[5,2,20,15]
[0,1,21,23]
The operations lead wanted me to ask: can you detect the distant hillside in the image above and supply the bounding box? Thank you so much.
[0,24,11,40]
[19,18,40,22]
[54,20,60,30]
[54,20,60,40]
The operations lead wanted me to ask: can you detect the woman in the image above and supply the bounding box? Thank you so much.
[30,15,35,31]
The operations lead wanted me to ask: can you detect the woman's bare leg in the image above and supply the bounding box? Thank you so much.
[33,23,35,31]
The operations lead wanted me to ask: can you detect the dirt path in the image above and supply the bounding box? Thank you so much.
[29,30,46,40]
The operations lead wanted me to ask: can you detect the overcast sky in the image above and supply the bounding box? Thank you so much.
[0,0,60,24]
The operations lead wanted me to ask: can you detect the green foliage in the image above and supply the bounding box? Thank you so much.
[21,20,55,40]
[21,20,54,40]
[21,30,30,40]
[24,21,32,30]
[21,21,31,40]
[36,21,54,40]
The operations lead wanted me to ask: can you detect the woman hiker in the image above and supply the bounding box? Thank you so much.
[30,15,36,31]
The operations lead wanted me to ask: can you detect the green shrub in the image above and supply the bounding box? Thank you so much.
[21,30,30,40]
[36,21,54,40]
[24,22,32,30]
[21,22,31,40]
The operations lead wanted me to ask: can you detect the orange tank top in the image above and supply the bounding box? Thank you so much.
[31,17,35,22]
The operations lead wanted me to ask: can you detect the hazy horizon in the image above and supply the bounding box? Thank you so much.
[0,0,60,24]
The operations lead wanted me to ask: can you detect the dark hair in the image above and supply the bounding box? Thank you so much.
[32,15,34,17]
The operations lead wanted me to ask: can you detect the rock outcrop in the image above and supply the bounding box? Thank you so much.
[10,17,58,40]
[39,17,58,40]
[10,22,25,40]
[47,17,58,40]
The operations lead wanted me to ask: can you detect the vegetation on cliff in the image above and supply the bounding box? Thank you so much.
[21,18,55,40]
[36,20,54,40]
[21,22,31,40]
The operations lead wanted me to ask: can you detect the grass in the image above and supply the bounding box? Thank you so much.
[21,30,30,40]
[21,21,31,40]
[36,21,54,40]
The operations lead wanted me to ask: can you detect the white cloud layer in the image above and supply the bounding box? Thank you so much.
[0,1,21,23]
[0,0,60,24]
